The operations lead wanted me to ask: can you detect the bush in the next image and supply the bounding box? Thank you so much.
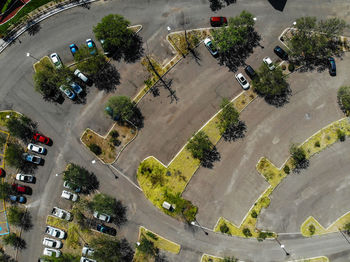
[288,63,295,72]
[283,165,290,174]
[242,228,252,237]
[251,210,258,218]
[257,231,274,241]
[220,223,230,234]
[89,143,102,155]
[281,64,286,70]
[314,141,321,147]
[146,231,158,240]
[337,129,346,142]
[110,130,119,138]
[337,86,350,115]
[309,224,316,235]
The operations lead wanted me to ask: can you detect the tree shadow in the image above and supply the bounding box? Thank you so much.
[94,62,120,92]
[26,21,41,36]
[122,34,144,63]
[218,30,261,72]
[201,146,221,168]
[267,0,287,11]
[22,212,33,231]
[222,120,247,142]
[113,200,127,226]
[129,107,144,129]
[293,159,310,173]
[208,0,223,11]
[264,85,292,108]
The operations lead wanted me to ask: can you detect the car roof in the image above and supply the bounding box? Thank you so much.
[210,16,223,21]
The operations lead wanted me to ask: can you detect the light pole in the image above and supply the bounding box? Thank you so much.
[26,52,39,61]
[191,219,208,236]
[275,237,290,256]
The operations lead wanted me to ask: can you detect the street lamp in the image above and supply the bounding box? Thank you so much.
[26,52,39,61]
[191,219,208,236]
[275,237,290,256]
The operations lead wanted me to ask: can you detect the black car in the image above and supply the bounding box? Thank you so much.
[244,65,257,79]
[96,224,116,236]
[328,57,336,76]
[274,45,288,60]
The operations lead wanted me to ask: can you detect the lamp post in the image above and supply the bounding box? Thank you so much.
[191,219,208,236]
[26,52,39,61]
[275,237,290,256]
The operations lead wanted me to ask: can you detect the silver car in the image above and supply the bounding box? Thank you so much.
[235,73,250,90]
[42,237,63,249]
[45,226,66,239]
[61,190,78,202]
[27,143,46,154]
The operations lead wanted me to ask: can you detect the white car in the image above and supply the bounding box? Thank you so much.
[263,56,275,70]
[49,53,63,69]
[42,237,63,249]
[16,174,35,183]
[61,190,78,202]
[93,211,111,222]
[45,226,66,239]
[80,257,97,262]
[204,37,218,57]
[82,245,94,256]
[235,73,250,90]
[74,69,89,84]
[51,207,72,221]
[27,143,46,154]
[43,248,61,258]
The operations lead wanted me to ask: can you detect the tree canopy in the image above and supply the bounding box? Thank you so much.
[3,233,26,249]
[337,86,350,115]
[252,63,290,107]
[0,182,11,200]
[105,95,135,122]
[186,131,213,161]
[41,253,80,262]
[4,142,25,169]
[7,206,32,231]
[63,163,99,193]
[290,144,309,170]
[6,115,36,142]
[93,14,143,62]
[91,236,134,262]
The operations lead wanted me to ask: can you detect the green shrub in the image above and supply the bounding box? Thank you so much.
[242,228,252,237]
[257,231,274,241]
[146,231,158,240]
[251,210,258,218]
[309,224,316,235]
[283,165,290,174]
[337,129,346,142]
[89,143,102,155]
[220,223,230,234]
[314,141,320,147]
[288,63,295,72]
[110,130,119,138]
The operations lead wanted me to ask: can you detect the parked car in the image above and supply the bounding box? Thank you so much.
[96,224,116,236]
[74,69,90,84]
[86,39,96,55]
[93,211,111,222]
[16,174,35,183]
[235,73,250,90]
[42,237,63,249]
[49,53,62,69]
[99,39,110,55]
[0,168,5,177]
[43,248,61,258]
[51,207,72,221]
[61,190,78,202]
[27,143,46,154]
[328,57,336,76]
[63,181,81,193]
[263,56,275,70]
[274,45,288,60]
[244,65,257,79]
[69,44,79,56]
[59,85,76,100]
[45,226,66,239]
[81,245,94,256]
[9,195,26,203]
[23,153,42,165]
[12,183,30,194]
[210,16,227,27]
[71,82,83,95]
[80,257,97,262]
[204,38,218,57]
[33,133,51,145]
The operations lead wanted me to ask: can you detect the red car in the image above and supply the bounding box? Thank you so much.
[0,168,5,177]
[33,133,51,145]
[12,183,30,194]
[210,16,228,27]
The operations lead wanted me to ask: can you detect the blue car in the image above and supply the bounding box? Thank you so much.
[70,82,82,95]
[22,153,42,165]
[86,39,96,55]
[328,57,336,76]
[59,85,76,100]
[69,44,79,56]
[9,195,26,203]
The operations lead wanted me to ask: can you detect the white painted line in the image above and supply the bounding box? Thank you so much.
[109,165,142,192]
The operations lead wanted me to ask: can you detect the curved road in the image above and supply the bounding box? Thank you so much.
[0,0,350,261]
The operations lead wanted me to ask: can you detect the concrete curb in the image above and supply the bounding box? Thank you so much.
[0,0,99,54]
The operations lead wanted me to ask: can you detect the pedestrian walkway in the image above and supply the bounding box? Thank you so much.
[0,129,10,236]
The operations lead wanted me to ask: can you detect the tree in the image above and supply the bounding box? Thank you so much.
[0,248,15,262]
[105,96,135,122]
[91,236,134,262]
[0,182,11,200]
[4,142,25,169]
[8,206,32,231]
[6,115,36,142]
[137,237,157,256]
[93,14,143,62]
[337,86,350,115]
[3,233,26,249]
[63,163,99,193]
[290,144,309,170]
[252,63,290,107]
[41,253,80,262]
[186,131,213,161]
[223,257,238,262]
[217,98,246,141]
[90,193,127,225]
[211,11,260,71]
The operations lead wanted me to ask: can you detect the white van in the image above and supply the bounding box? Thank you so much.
[74,69,89,83]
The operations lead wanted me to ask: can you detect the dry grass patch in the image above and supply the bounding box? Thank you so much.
[256,157,286,187]
[33,56,51,73]
[201,254,224,262]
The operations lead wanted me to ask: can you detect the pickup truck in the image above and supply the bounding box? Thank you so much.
[51,207,72,221]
